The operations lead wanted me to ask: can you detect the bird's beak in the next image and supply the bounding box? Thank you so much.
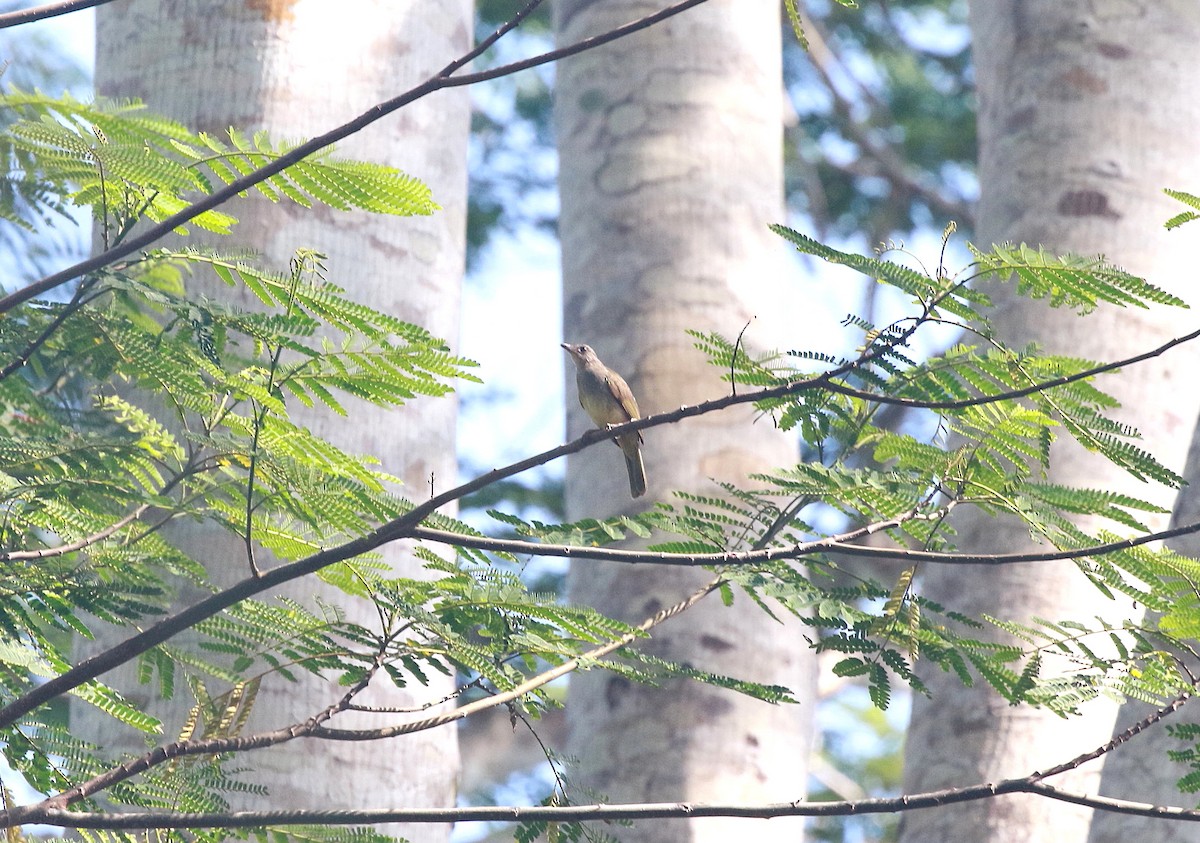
[560,343,575,355]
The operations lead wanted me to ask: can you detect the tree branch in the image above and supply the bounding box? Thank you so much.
[0,0,711,315]
[19,783,1200,829]
[0,503,149,562]
[16,636,394,818]
[410,514,1200,568]
[13,689,1197,829]
[822,323,1200,411]
[0,0,117,28]
[0,464,196,562]
[310,575,720,741]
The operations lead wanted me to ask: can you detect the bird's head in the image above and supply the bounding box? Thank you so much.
[561,342,599,367]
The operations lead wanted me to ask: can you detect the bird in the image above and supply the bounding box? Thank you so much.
[561,342,647,498]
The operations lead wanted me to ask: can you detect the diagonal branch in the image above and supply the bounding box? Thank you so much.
[16,634,396,819]
[2,576,720,823]
[0,465,196,562]
[0,0,117,28]
[821,323,1200,412]
[0,503,149,563]
[311,575,721,740]
[0,0,711,315]
[1030,688,1193,782]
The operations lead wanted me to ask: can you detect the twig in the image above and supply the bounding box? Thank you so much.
[730,318,752,397]
[28,633,396,815]
[0,279,105,382]
[1030,689,1193,782]
[0,504,149,563]
[0,460,196,562]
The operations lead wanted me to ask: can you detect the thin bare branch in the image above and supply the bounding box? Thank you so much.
[1024,781,1200,820]
[13,690,1198,829]
[311,575,721,741]
[824,323,1200,411]
[0,0,116,28]
[1030,689,1193,782]
[0,461,196,562]
[410,513,1200,569]
[441,0,545,75]
[409,507,939,566]
[24,636,393,816]
[0,504,149,562]
[0,278,105,383]
[17,778,1200,828]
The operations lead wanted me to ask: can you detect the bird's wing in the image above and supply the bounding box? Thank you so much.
[604,373,639,421]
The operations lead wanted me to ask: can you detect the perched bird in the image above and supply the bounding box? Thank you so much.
[561,342,647,498]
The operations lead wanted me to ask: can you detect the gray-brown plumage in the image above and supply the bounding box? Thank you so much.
[561,342,647,498]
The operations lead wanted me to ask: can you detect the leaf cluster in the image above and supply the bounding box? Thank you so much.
[0,91,490,827]
[0,89,435,249]
[689,225,1197,715]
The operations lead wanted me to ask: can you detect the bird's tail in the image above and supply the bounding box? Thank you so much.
[624,446,647,498]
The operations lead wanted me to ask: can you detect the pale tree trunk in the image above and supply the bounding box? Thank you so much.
[84,2,470,838]
[1089,430,1200,843]
[899,3,1200,842]
[555,1,816,841]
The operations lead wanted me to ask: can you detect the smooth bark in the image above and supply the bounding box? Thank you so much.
[900,3,1200,842]
[555,1,816,841]
[85,2,470,839]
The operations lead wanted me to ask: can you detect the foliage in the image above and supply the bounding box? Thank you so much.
[1164,188,1200,231]
[495,219,1200,723]
[1167,723,1200,799]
